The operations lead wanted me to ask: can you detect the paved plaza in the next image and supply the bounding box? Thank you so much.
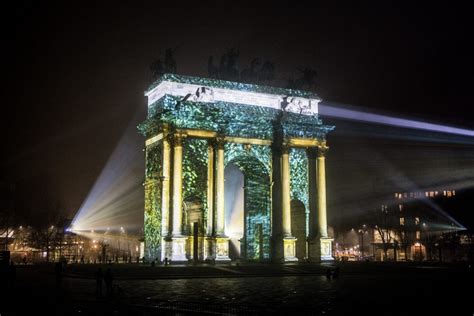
[1,262,472,315]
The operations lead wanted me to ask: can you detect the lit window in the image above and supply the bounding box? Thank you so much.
[443,190,446,196]
[430,191,434,197]
[395,193,398,198]
[447,191,452,197]
[453,190,456,196]
[416,231,421,239]
[400,217,405,225]
[399,204,403,211]
[425,192,429,197]
[415,217,420,225]
[435,191,438,196]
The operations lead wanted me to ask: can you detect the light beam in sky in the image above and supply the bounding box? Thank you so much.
[319,102,474,138]
[70,113,144,234]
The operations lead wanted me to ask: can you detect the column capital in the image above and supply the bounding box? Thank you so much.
[281,142,291,154]
[161,123,170,135]
[316,145,329,157]
[214,136,226,149]
[169,132,186,147]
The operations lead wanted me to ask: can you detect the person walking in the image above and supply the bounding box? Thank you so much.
[104,268,114,298]
[94,267,103,298]
[326,268,332,280]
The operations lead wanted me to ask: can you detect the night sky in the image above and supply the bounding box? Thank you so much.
[2,3,474,229]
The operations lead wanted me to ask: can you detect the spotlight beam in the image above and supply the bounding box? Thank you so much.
[320,103,474,138]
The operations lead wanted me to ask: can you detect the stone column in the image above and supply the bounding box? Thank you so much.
[161,127,171,260]
[215,138,225,236]
[317,146,333,261]
[205,140,215,260]
[214,137,230,261]
[317,147,328,238]
[170,133,187,261]
[281,144,297,261]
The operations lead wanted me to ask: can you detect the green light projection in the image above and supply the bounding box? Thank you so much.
[182,138,208,234]
[290,148,310,235]
[139,95,332,140]
[140,74,334,261]
[144,144,162,260]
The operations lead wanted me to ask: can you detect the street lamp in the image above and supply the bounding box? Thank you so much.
[358,224,367,259]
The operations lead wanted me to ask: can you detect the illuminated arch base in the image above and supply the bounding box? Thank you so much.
[139,74,335,263]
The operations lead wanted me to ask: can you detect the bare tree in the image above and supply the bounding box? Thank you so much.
[28,200,68,262]
[0,209,14,251]
[0,183,16,251]
[373,205,395,261]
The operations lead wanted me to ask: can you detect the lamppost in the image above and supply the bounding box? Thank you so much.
[358,224,367,259]
[119,226,125,263]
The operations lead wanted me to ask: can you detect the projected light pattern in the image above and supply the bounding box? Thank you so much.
[70,116,144,235]
[320,103,474,137]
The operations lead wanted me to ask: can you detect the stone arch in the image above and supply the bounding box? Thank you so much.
[225,154,271,261]
[291,199,307,260]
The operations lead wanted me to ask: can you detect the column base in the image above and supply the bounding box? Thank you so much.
[204,237,215,261]
[320,237,334,261]
[170,236,188,262]
[161,237,172,262]
[215,236,231,262]
[308,237,334,262]
[283,237,298,262]
[186,236,206,261]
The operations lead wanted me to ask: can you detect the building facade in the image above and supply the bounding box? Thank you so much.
[139,74,335,263]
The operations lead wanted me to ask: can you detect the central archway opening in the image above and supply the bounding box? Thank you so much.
[224,162,244,259]
[224,155,271,261]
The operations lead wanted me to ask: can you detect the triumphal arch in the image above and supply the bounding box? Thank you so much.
[139,74,335,262]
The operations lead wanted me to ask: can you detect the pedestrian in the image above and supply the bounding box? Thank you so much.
[104,268,114,298]
[94,267,103,298]
[326,268,332,280]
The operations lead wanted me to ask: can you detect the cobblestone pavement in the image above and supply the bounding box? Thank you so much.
[1,262,472,315]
